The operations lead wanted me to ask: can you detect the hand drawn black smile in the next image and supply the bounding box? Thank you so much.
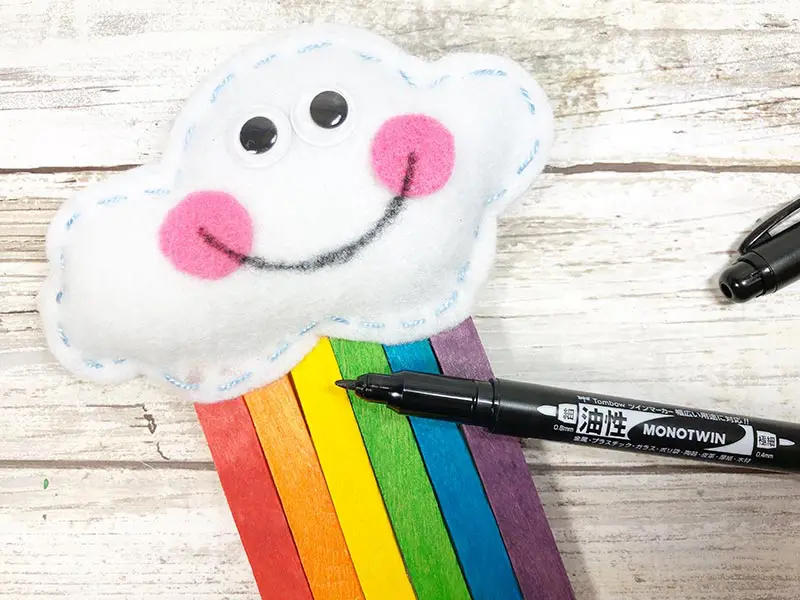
[199,153,416,272]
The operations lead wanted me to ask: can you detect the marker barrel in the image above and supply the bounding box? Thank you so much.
[492,379,799,473]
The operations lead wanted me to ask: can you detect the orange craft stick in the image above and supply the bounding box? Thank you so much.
[244,376,365,600]
[194,397,313,600]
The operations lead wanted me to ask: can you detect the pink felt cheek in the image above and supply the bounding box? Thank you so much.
[159,191,253,280]
[371,114,455,197]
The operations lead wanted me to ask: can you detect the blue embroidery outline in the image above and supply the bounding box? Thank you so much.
[52,35,543,397]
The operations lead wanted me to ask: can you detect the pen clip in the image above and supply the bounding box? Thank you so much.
[739,195,800,253]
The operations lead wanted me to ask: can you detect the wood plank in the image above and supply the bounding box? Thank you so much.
[1,466,797,599]
[1,1,800,169]
[0,467,259,598]
[3,3,799,599]
[531,468,800,600]
[3,170,800,467]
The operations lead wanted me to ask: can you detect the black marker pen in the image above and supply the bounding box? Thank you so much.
[719,194,800,302]
[336,372,800,474]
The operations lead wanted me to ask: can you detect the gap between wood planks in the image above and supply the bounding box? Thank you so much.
[1,162,794,478]
[0,459,779,477]
[4,162,800,176]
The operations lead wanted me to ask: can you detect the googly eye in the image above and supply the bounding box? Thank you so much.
[291,87,355,147]
[309,91,348,129]
[228,107,291,168]
[240,117,278,153]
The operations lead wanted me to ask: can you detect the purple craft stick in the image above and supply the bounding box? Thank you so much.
[430,318,575,600]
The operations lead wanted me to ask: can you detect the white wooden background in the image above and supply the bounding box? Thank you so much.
[2,1,800,598]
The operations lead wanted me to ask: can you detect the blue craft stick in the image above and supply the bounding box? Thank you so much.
[383,340,523,600]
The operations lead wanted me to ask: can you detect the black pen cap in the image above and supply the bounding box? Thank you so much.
[719,219,800,303]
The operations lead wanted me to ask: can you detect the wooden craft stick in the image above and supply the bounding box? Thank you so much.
[289,339,415,600]
[430,319,576,600]
[194,398,313,600]
[244,376,365,600]
[329,338,472,600]
[384,340,523,600]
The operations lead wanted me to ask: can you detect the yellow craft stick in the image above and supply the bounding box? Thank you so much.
[290,339,416,600]
[244,376,365,600]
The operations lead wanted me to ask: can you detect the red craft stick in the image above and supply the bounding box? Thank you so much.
[195,397,313,600]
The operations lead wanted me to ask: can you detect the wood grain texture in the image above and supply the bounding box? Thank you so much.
[431,320,575,600]
[290,339,416,600]
[3,171,800,467]
[3,1,800,597]
[0,467,263,599]
[384,340,523,600]
[243,377,364,600]
[329,339,472,600]
[2,1,800,169]
[1,467,796,600]
[193,398,312,600]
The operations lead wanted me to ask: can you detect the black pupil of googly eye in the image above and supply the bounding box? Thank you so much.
[240,117,278,153]
[309,91,348,129]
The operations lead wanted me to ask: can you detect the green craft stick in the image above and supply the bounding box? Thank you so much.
[330,338,472,600]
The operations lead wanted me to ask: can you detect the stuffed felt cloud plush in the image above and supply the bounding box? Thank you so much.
[39,24,554,402]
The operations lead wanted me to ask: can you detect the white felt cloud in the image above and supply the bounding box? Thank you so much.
[39,24,555,402]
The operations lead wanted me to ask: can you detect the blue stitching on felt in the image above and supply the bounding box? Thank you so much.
[485,189,507,205]
[471,68,507,77]
[144,188,170,196]
[50,37,544,398]
[520,86,536,114]
[517,140,541,174]
[457,262,470,283]
[218,371,253,392]
[164,373,200,391]
[356,51,381,62]
[434,291,459,316]
[183,126,195,150]
[255,53,278,67]
[398,69,417,87]
[299,321,318,335]
[298,41,331,54]
[210,73,234,103]
[97,195,127,206]
[269,343,290,362]
[53,292,131,367]
[65,212,80,230]
[402,319,426,329]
